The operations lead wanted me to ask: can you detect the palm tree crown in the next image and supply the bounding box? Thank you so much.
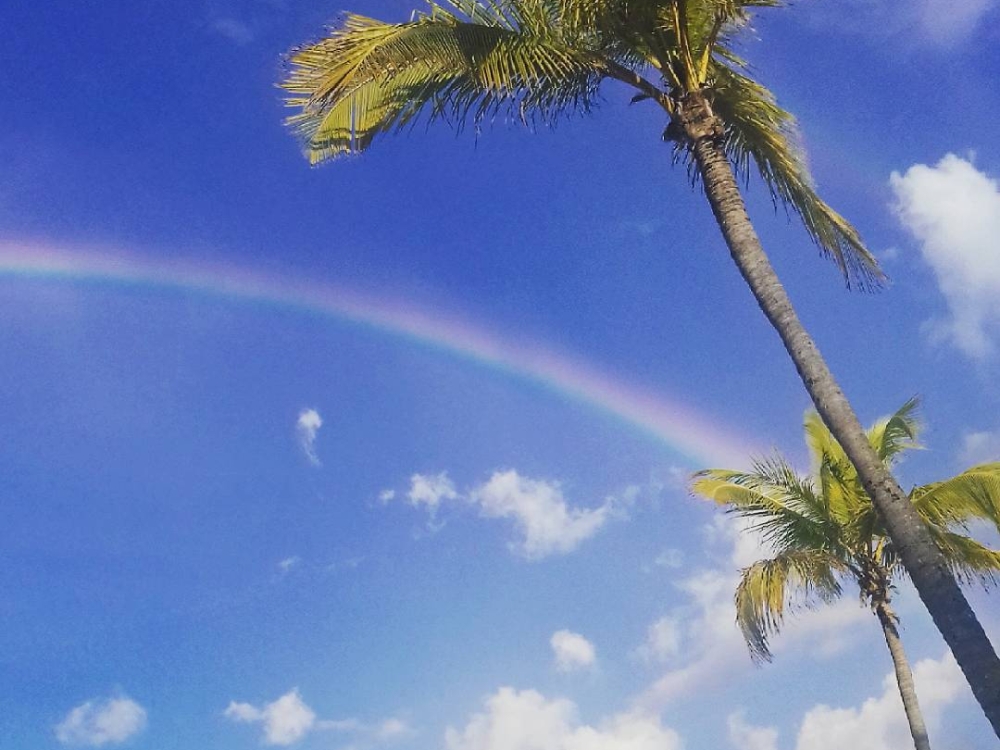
[281,0,879,286]
[692,399,1000,662]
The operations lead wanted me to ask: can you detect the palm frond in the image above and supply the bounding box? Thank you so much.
[912,463,1000,534]
[708,62,883,289]
[922,527,1000,586]
[282,6,608,163]
[867,397,921,464]
[735,550,844,661]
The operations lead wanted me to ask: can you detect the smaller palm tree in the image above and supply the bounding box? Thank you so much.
[691,400,1000,750]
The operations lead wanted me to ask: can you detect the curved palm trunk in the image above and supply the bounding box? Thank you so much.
[677,92,1000,736]
[876,602,931,750]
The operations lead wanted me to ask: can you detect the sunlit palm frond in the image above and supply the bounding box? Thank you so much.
[692,461,839,553]
[735,550,844,661]
[708,62,882,289]
[912,463,1000,534]
[867,397,921,464]
[282,6,607,163]
[921,527,1000,586]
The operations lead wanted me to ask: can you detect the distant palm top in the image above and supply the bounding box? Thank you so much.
[692,401,1000,750]
[280,0,879,286]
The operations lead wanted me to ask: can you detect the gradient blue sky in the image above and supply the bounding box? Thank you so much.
[2,1,1000,749]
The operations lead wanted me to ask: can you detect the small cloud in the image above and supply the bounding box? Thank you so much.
[378,489,396,503]
[634,616,682,664]
[225,689,316,746]
[296,409,323,466]
[55,695,147,746]
[550,629,596,672]
[278,556,302,574]
[471,470,611,559]
[653,549,683,569]
[407,472,459,515]
[210,17,255,44]
[959,430,1000,465]
[890,153,1000,359]
[375,718,415,741]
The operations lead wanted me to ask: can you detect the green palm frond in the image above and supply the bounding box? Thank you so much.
[709,63,882,289]
[692,461,840,554]
[282,5,608,162]
[735,550,844,661]
[912,463,1000,534]
[867,397,921,464]
[923,527,1000,586]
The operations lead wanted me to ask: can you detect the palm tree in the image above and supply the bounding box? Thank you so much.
[692,401,1000,750]
[278,0,1000,730]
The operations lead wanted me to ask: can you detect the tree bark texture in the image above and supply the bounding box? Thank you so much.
[876,602,932,750]
[678,91,1000,737]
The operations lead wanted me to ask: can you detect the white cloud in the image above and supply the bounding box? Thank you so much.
[727,711,779,750]
[795,651,966,750]
[375,717,415,741]
[472,471,611,559]
[407,472,459,514]
[550,630,597,672]
[378,489,396,503]
[633,616,682,664]
[225,689,316,746]
[278,556,302,573]
[55,695,147,746]
[296,409,323,466]
[653,549,683,569]
[445,688,682,750]
[890,154,1000,358]
[960,430,1000,465]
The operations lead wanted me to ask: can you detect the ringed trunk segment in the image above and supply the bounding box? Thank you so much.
[876,602,932,750]
[674,91,1000,737]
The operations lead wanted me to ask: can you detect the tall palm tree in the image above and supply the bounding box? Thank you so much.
[278,0,1000,730]
[691,401,1000,750]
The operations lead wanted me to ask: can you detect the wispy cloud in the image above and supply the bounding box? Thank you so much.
[960,430,1000,465]
[296,408,323,466]
[407,472,458,515]
[55,694,147,746]
[800,0,998,48]
[891,154,1000,358]
[209,17,255,44]
[277,556,301,574]
[550,630,597,672]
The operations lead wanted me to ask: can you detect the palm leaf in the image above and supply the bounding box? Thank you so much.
[922,527,1000,586]
[708,62,883,289]
[867,397,921,464]
[912,463,1000,534]
[735,550,844,662]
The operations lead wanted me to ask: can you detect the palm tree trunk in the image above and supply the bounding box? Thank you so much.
[677,91,1000,736]
[876,602,931,750]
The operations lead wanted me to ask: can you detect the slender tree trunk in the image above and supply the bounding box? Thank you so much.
[676,91,1000,737]
[876,601,932,750]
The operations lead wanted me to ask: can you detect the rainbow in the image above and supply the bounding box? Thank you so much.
[0,241,758,467]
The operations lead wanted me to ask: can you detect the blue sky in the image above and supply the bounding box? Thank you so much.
[2,1,1000,748]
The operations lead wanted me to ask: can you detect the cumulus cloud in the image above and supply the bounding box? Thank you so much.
[225,689,316,746]
[407,472,459,514]
[55,695,147,746]
[472,471,612,559]
[890,154,1000,358]
[296,409,323,466]
[795,651,965,750]
[960,430,1000,465]
[445,688,682,750]
[550,630,597,672]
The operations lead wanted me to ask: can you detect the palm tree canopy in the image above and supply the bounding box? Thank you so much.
[691,400,1000,660]
[280,0,880,287]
